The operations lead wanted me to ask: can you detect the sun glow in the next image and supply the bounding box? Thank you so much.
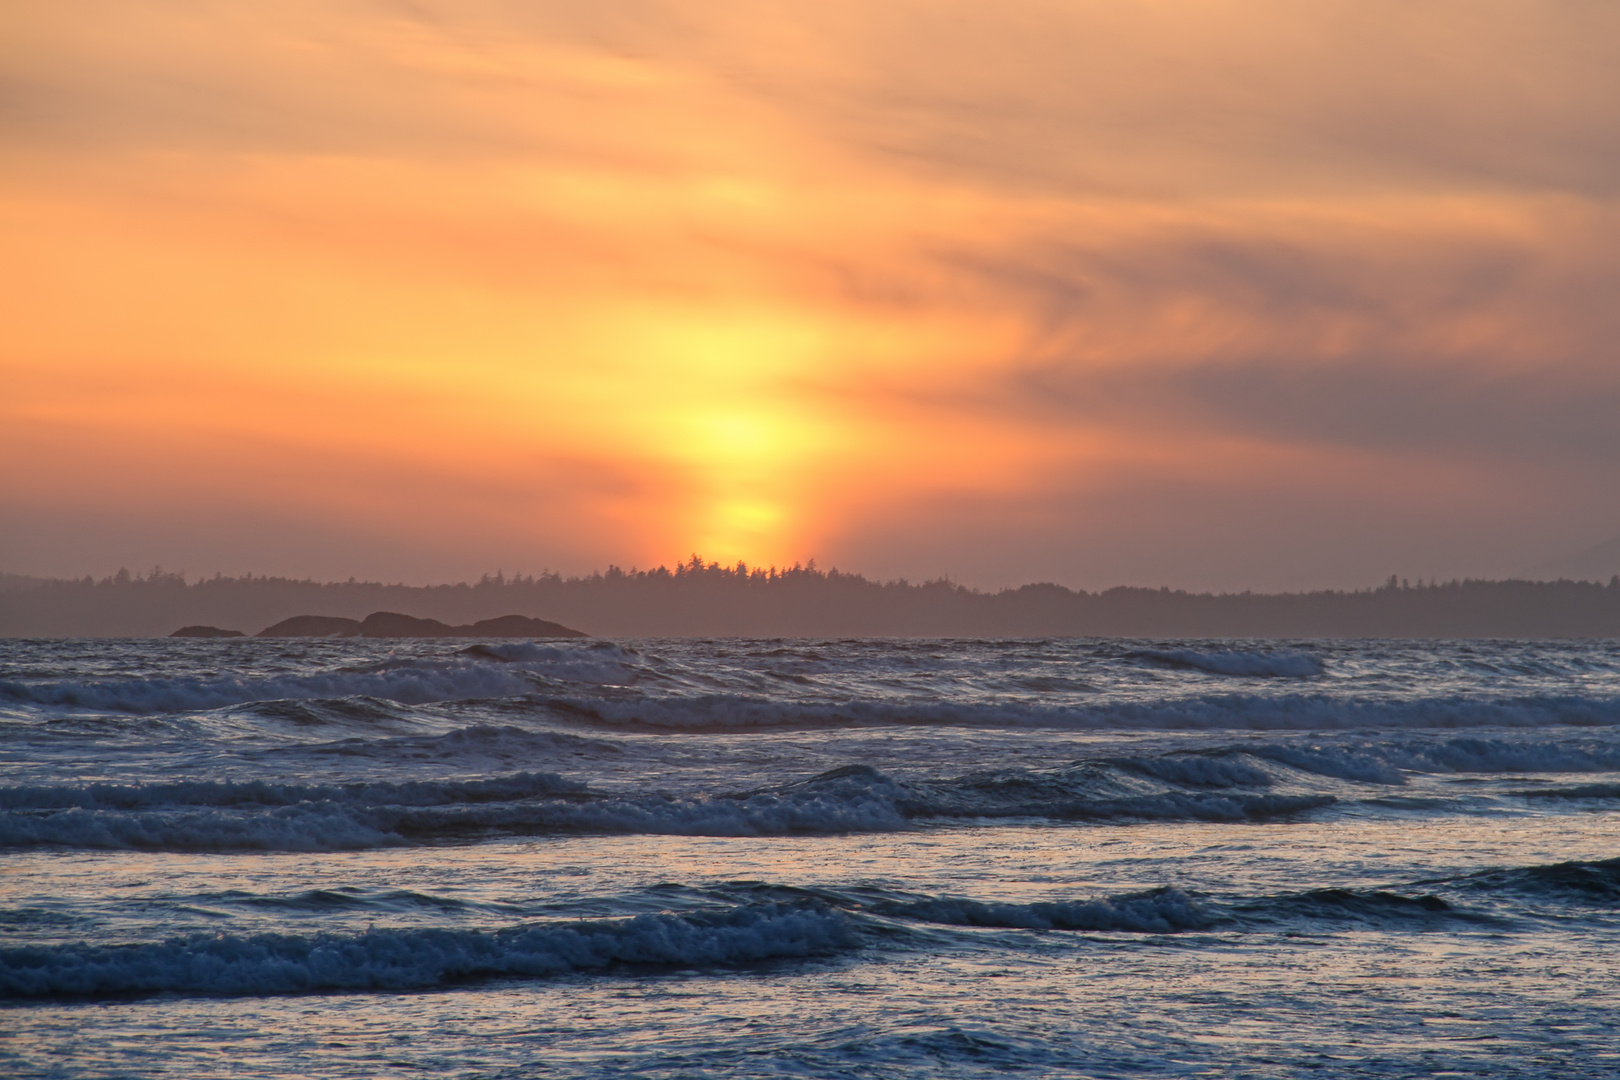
[3,1,1615,586]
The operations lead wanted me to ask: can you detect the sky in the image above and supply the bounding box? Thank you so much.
[4,0,1619,591]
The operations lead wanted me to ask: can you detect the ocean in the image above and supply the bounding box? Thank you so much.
[4,636,1620,1078]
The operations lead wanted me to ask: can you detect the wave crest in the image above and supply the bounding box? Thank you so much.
[538,692,1620,733]
[1130,649,1325,678]
[871,886,1213,933]
[0,902,856,999]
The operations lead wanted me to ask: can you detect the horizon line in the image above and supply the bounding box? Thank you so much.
[5,561,1619,598]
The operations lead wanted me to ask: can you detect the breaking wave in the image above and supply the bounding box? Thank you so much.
[0,760,1333,852]
[0,902,857,999]
[1240,736,1620,785]
[11,725,1620,853]
[535,691,1620,732]
[6,865,1566,1000]
[0,642,646,715]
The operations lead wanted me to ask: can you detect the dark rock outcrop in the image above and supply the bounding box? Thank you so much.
[256,615,363,638]
[254,612,586,638]
[170,625,246,638]
[464,614,587,638]
[357,611,455,638]
[356,611,587,638]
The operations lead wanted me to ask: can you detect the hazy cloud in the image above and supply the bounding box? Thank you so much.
[3,1,1618,586]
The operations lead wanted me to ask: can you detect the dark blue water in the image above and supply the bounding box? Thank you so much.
[4,637,1620,1077]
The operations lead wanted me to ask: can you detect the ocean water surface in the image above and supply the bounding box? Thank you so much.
[4,636,1620,1077]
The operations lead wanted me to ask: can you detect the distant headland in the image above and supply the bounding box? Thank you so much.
[172,612,586,639]
[5,560,1620,639]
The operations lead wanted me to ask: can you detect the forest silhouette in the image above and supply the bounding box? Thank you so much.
[5,556,1620,638]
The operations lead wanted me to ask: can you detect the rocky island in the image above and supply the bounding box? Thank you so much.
[171,612,587,638]
[169,625,247,638]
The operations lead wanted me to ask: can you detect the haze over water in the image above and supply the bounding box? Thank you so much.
[5,635,1620,1077]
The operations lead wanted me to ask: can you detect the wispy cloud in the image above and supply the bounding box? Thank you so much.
[2,1,1616,585]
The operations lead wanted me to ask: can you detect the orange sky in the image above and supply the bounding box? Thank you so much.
[4,1,1619,589]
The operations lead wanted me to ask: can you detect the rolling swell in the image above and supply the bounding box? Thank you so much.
[7,637,1620,738]
[1448,857,1620,903]
[13,725,1620,852]
[1230,889,1467,927]
[0,760,1336,852]
[868,887,1215,932]
[868,887,1491,933]
[0,642,644,716]
[538,691,1620,732]
[0,772,586,811]
[282,724,625,764]
[1235,736,1620,784]
[6,866,1565,1001]
[0,792,1333,852]
[0,793,1337,852]
[0,662,538,713]
[1127,648,1325,678]
[0,902,858,999]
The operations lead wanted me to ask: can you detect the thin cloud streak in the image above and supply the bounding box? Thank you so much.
[1,1,1616,586]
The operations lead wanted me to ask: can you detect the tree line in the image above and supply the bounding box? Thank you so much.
[3,558,1619,638]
